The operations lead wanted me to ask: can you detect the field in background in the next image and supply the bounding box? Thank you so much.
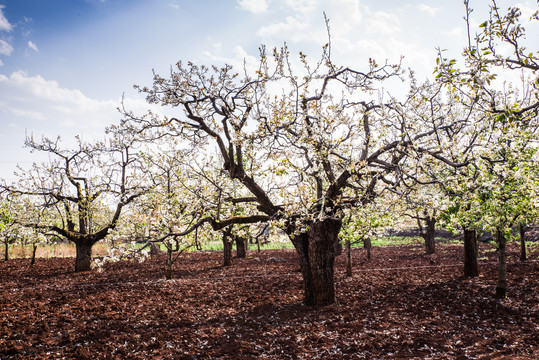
[3,234,464,260]
[5,242,111,260]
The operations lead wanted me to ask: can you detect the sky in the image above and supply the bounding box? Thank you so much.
[0,0,537,183]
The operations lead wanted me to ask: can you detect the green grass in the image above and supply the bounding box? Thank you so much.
[200,235,443,252]
[201,240,295,251]
[368,236,422,247]
[4,234,471,260]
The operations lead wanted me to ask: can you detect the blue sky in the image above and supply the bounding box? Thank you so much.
[0,0,536,183]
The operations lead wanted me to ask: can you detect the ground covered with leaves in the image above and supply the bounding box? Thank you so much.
[1,242,538,359]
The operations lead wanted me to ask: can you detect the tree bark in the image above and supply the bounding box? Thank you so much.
[3,239,8,261]
[222,232,233,267]
[495,230,507,298]
[291,218,341,306]
[30,244,38,265]
[519,223,527,261]
[235,236,247,258]
[74,241,94,272]
[424,216,436,255]
[291,232,314,305]
[150,243,161,258]
[363,237,372,259]
[334,239,343,256]
[463,228,479,277]
[166,249,173,280]
[345,239,352,277]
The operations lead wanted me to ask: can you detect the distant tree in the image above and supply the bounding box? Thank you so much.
[398,181,446,255]
[1,127,148,272]
[140,150,220,278]
[340,200,393,276]
[0,194,14,261]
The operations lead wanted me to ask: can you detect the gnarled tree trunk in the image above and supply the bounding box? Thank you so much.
[75,240,94,272]
[495,230,507,298]
[235,235,247,258]
[222,230,233,267]
[291,218,341,306]
[463,228,478,277]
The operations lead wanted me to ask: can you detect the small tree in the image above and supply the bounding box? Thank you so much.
[0,194,14,261]
[2,128,147,272]
[398,181,446,255]
[340,200,393,276]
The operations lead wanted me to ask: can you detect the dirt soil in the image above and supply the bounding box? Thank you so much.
[1,243,538,359]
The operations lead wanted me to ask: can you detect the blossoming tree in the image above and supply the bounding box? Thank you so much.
[122,34,466,305]
[1,127,148,272]
[435,0,539,296]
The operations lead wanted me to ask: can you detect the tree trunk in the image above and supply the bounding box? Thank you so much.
[519,223,527,261]
[74,241,93,272]
[166,249,173,280]
[424,216,436,255]
[363,237,372,259]
[291,232,314,305]
[345,239,352,277]
[495,230,507,298]
[235,236,247,258]
[334,239,343,256]
[463,228,479,278]
[223,233,233,267]
[150,243,161,258]
[30,244,38,265]
[3,239,8,261]
[291,218,341,306]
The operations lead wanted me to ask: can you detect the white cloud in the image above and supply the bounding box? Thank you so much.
[258,16,312,41]
[0,39,13,56]
[0,71,119,131]
[0,102,46,120]
[257,0,365,46]
[238,0,269,14]
[442,27,462,38]
[364,10,401,35]
[283,0,317,14]
[202,44,260,73]
[0,5,12,32]
[0,70,163,181]
[27,40,38,52]
[168,3,180,10]
[417,4,438,16]
[0,71,164,134]
[8,71,98,106]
